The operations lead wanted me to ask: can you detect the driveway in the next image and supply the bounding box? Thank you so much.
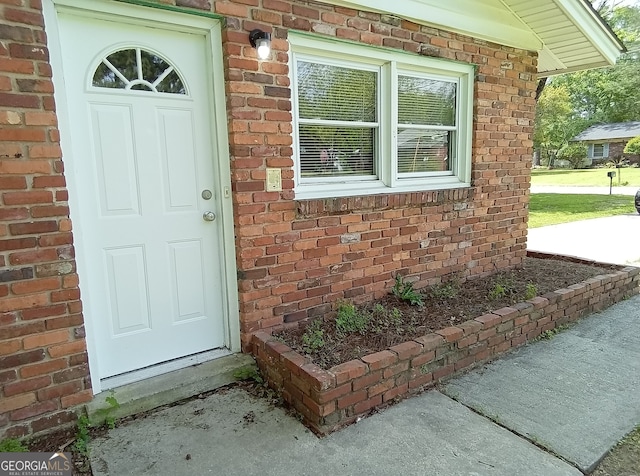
[530,185,638,196]
[527,214,640,266]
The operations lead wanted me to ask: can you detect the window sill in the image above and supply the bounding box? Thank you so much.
[295,185,473,217]
[294,179,471,201]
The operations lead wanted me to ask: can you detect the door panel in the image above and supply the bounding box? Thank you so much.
[90,104,140,215]
[104,246,150,335]
[58,13,226,379]
[157,108,199,211]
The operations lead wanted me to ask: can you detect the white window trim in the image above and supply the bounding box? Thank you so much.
[289,33,474,200]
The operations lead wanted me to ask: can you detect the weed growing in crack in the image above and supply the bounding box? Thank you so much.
[73,415,91,457]
[538,324,569,340]
[92,392,120,430]
[233,367,264,384]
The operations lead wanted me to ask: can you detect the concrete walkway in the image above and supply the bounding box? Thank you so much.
[527,214,640,266]
[89,295,640,475]
[442,296,640,473]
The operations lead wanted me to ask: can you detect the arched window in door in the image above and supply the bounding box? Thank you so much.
[92,47,187,94]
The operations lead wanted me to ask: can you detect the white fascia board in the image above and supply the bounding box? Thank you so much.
[322,0,543,50]
[541,60,613,77]
[554,0,624,65]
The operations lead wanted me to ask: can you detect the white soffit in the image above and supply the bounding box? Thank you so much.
[320,0,624,76]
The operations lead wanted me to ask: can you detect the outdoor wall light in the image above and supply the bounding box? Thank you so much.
[249,29,271,60]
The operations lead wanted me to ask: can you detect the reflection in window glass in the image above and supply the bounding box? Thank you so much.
[397,130,453,174]
[92,62,126,89]
[92,48,186,95]
[299,125,375,177]
[297,61,376,122]
[296,60,378,179]
[398,76,456,126]
[397,74,457,176]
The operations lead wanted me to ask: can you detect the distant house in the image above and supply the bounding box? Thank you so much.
[572,122,640,164]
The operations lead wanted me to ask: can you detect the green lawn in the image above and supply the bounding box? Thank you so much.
[531,168,640,187]
[528,194,636,228]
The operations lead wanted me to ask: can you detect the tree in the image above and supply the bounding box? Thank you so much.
[623,135,640,154]
[533,86,586,167]
[534,4,640,166]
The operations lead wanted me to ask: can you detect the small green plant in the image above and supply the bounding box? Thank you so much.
[93,392,120,430]
[430,280,459,300]
[233,367,264,384]
[391,275,424,306]
[301,319,325,353]
[0,438,28,452]
[73,415,91,456]
[524,283,538,300]
[488,276,518,301]
[335,302,369,335]
[488,283,507,300]
[369,304,410,336]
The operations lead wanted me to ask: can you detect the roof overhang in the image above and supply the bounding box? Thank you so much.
[319,0,625,76]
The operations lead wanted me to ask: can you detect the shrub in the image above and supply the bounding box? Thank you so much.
[557,143,588,169]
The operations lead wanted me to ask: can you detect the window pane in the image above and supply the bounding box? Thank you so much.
[398,75,456,126]
[92,62,126,89]
[92,48,186,94]
[156,70,186,94]
[593,144,604,157]
[397,129,452,174]
[299,125,375,177]
[140,51,170,84]
[103,49,138,83]
[297,61,376,122]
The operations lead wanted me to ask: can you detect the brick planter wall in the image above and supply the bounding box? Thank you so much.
[252,256,640,435]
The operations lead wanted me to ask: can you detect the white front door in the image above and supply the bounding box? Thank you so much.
[55,10,230,380]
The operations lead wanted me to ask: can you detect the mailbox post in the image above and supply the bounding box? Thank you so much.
[607,170,616,195]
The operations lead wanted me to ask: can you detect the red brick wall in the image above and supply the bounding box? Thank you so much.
[0,0,536,438]
[0,1,91,438]
[209,0,537,347]
[609,141,640,164]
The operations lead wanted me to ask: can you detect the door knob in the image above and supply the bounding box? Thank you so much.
[203,211,216,222]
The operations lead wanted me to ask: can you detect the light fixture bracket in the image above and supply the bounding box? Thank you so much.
[249,29,271,49]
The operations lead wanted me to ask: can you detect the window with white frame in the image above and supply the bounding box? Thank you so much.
[290,33,474,200]
[591,143,608,158]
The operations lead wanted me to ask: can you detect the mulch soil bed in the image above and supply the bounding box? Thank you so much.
[276,256,618,369]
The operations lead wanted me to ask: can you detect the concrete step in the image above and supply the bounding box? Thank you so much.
[86,353,256,425]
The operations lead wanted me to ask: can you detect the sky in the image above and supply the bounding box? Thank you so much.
[613,0,639,6]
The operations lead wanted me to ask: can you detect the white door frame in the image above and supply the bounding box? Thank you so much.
[43,0,240,394]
